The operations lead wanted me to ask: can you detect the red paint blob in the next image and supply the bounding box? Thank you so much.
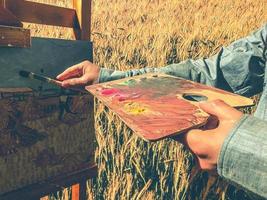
[118,96,127,102]
[101,88,119,95]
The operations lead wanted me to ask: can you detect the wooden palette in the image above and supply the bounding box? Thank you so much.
[86,73,254,141]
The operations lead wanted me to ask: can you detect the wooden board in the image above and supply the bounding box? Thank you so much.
[73,0,92,40]
[0,89,95,195]
[0,25,30,48]
[4,0,79,28]
[0,37,92,90]
[1,162,97,200]
[0,6,23,27]
[0,37,95,194]
[86,73,254,141]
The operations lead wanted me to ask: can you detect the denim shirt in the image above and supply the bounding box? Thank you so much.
[98,23,267,198]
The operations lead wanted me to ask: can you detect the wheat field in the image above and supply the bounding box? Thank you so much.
[28,0,267,199]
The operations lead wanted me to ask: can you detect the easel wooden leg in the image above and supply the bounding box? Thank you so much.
[72,184,80,200]
[72,181,87,200]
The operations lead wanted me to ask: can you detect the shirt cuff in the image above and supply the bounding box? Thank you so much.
[98,68,126,83]
[217,114,249,176]
[217,114,267,198]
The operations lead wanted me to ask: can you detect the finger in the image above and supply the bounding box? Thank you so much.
[197,157,216,171]
[184,129,214,155]
[56,64,83,81]
[61,74,94,87]
[51,79,63,87]
[62,77,86,87]
[199,100,242,120]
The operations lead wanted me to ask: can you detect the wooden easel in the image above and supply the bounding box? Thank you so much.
[0,0,91,47]
[0,1,96,200]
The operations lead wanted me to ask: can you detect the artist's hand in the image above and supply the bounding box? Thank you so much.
[176,100,243,172]
[56,60,100,87]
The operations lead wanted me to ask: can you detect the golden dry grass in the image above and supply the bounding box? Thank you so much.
[29,0,267,199]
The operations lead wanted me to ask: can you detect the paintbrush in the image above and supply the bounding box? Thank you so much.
[19,70,86,93]
[19,70,62,86]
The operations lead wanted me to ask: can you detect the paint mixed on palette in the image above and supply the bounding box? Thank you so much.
[86,73,253,141]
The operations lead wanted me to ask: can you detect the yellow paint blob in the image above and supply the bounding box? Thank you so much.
[124,102,149,115]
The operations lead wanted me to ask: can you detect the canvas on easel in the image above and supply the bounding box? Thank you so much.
[0,1,96,198]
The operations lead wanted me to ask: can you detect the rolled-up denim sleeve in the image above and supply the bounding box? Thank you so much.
[218,115,267,198]
[99,23,266,97]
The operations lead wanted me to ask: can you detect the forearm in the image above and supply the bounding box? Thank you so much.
[98,59,233,91]
[218,115,267,198]
[99,23,266,97]
[99,52,264,97]
[99,67,158,83]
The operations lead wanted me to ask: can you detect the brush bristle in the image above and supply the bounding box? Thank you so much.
[19,70,31,78]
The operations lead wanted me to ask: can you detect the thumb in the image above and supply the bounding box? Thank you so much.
[199,99,241,120]
[61,73,95,87]
[62,76,87,87]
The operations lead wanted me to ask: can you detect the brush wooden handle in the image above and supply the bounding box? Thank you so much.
[49,79,63,86]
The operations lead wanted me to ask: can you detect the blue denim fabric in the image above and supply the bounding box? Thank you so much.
[99,23,267,198]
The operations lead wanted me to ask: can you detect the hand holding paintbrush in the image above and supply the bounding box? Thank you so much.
[56,60,100,87]
[19,70,86,93]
